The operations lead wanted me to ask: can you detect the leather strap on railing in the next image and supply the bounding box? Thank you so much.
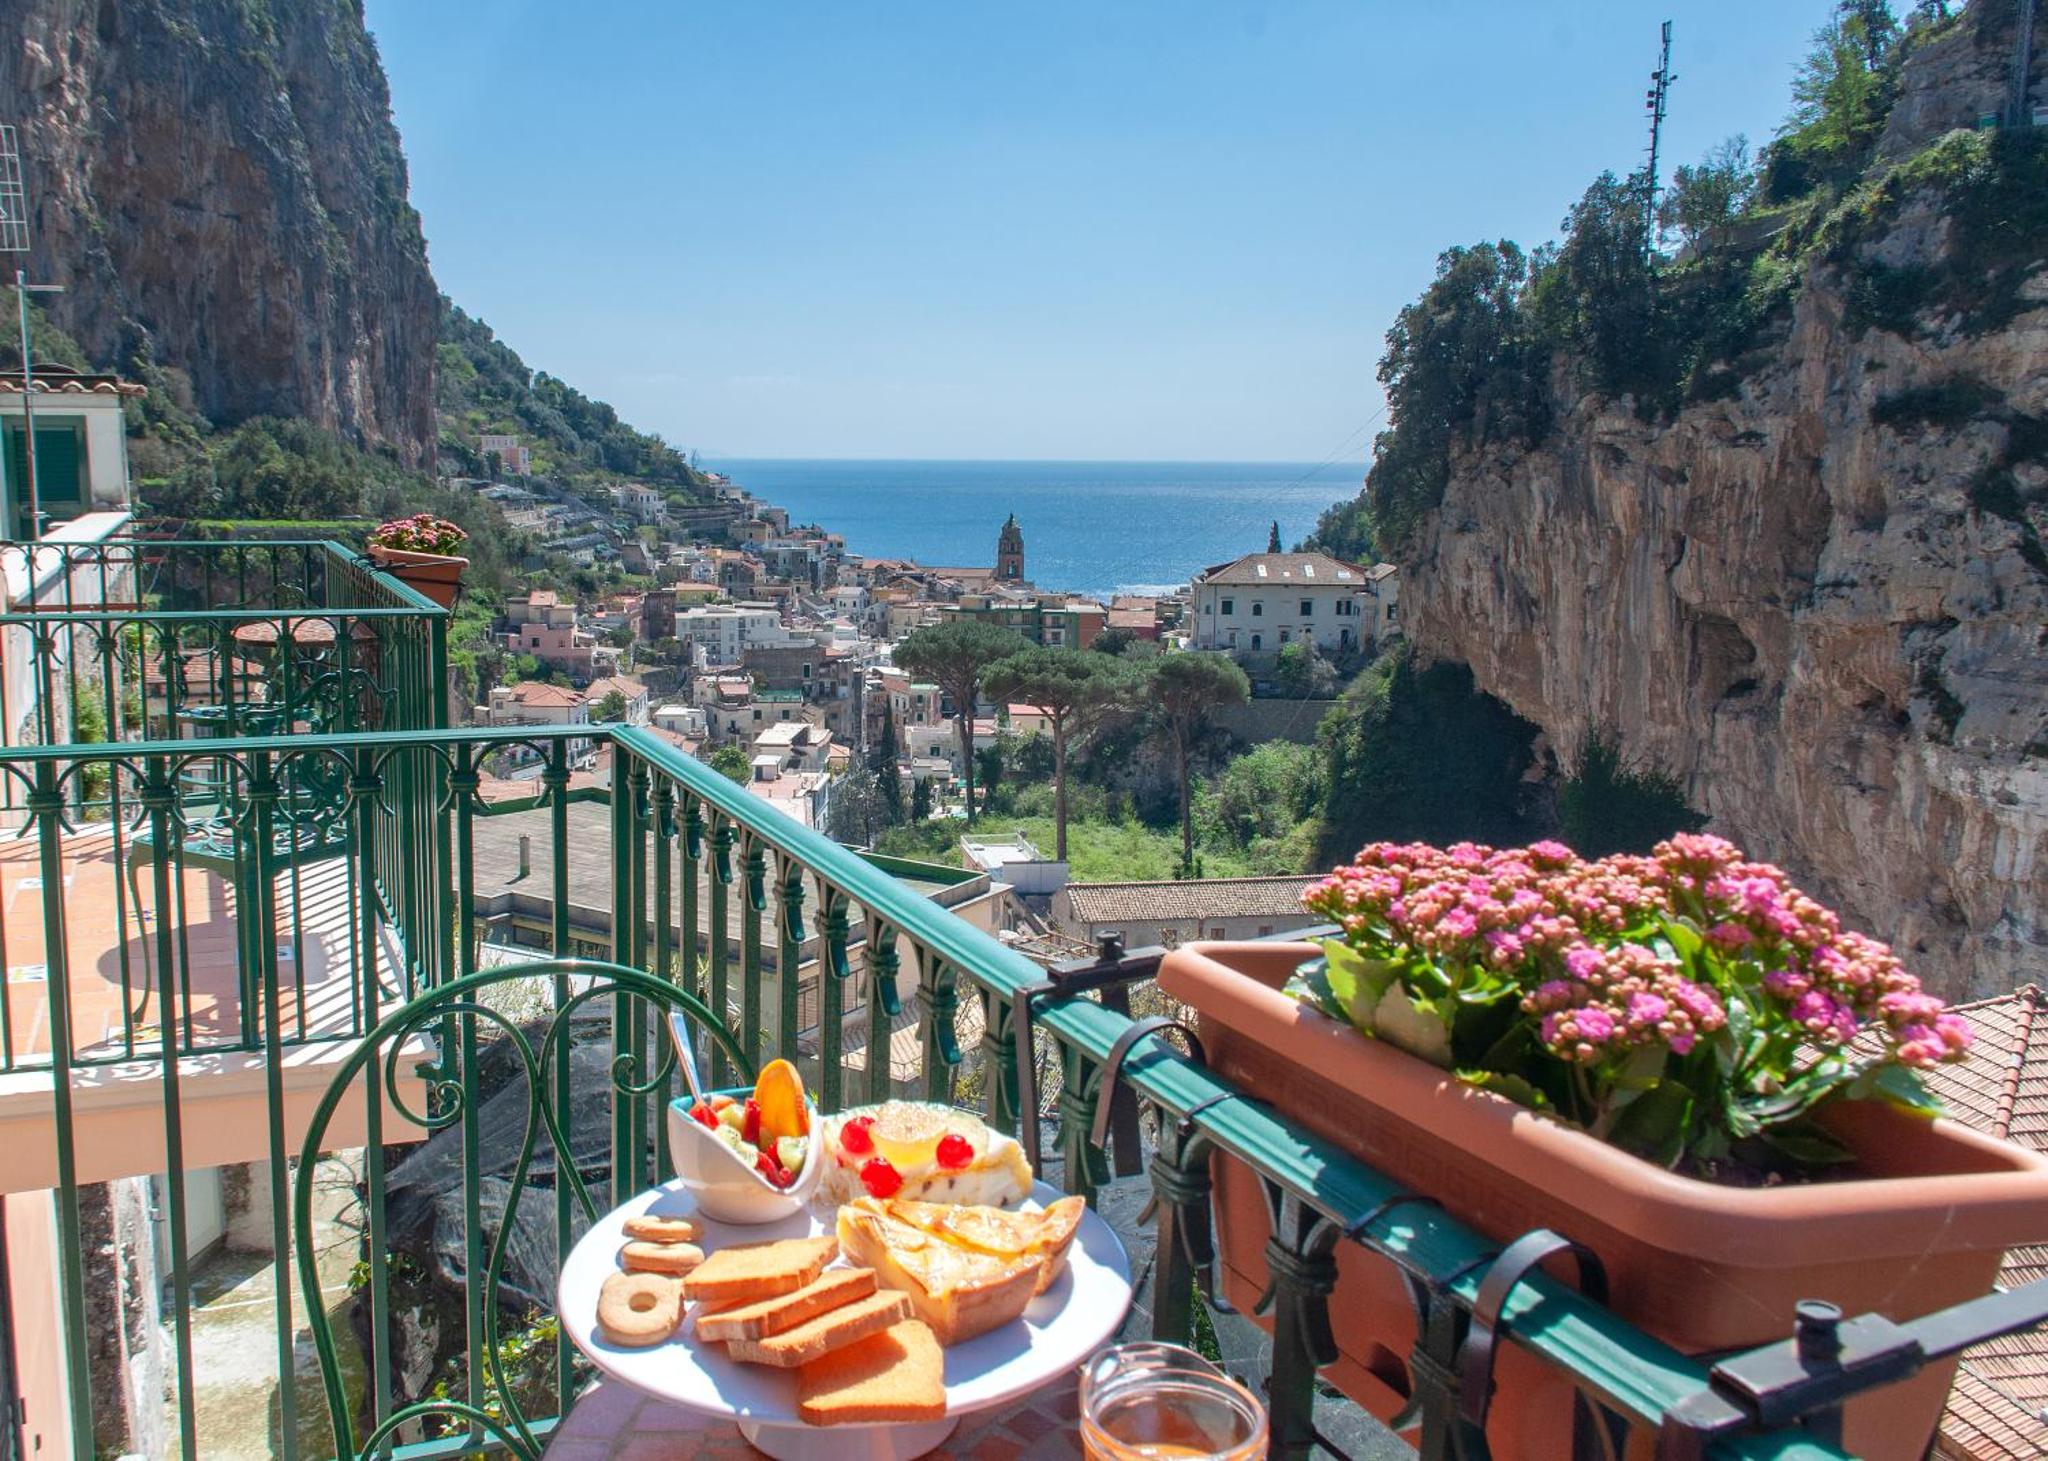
[1455,1228,1608,1433]
[1089,1015,1207,1154]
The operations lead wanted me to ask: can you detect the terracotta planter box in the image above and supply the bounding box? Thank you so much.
[1158,941,2048,1461]
[367,543,467,608]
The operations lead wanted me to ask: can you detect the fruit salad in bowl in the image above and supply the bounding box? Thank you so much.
[814,1100,1034,1209]
[666,1059,821,1222]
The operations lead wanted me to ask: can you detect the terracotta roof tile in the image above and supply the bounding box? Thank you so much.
[1194,551,1367,587]
[1059,876,1319,925]
[1931,987,2048,1456]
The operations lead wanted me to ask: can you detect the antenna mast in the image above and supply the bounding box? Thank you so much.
[0,124,63,539]
[1643,21,1677,250]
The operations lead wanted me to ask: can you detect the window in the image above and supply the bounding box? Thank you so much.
[1227,628,1239,648]
[1279,629,1290,644]
[1300,599,1314,616]
[1220,597,1234,615]
[1211,925,1227,939]
[530,636,541,648]
[1251,602,1263,617]
[1250,633,1262,651]
[1258,925,1274,937]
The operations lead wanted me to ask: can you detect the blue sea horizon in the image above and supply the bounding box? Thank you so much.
[702,457,1365,599]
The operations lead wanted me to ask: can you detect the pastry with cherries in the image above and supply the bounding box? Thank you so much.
[815,1101,1032,1209]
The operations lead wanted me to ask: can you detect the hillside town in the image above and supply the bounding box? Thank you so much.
[451,437,1403,952]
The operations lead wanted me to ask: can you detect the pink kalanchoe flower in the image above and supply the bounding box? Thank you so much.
[1705,921,1752,950]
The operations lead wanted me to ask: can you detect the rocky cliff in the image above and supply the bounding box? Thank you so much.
[1,0,436,464]
[1404,12,2047,1000]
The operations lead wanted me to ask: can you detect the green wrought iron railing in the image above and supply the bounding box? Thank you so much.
[0,724,2035,1461]
[0,536,450,749]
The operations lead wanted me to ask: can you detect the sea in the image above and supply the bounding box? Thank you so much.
[701,458,1364,599]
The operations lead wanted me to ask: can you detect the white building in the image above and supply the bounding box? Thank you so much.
[1189,551,1377,661]
[1,369,140,537]
[673,603,786,665]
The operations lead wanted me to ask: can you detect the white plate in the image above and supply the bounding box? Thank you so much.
[558,1178,1133,1431]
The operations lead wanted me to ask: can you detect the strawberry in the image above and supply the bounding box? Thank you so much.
[690,1102,717,1129]
[935,1132,974,1170]
[858,1157,903,1198]
[742,1098,762,1147]
[756,1151,793,1189]
[838,1115,876,1156]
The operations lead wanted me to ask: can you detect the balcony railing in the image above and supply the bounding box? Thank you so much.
[0,536,450,750]
[0,723,2039,1461]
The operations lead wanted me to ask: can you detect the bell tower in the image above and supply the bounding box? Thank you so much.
[995,513,1025,583]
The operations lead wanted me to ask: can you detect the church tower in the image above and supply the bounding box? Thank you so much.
[995,513,1025,583]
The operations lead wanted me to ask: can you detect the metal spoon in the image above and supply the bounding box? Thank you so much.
[667,1009,707,1104]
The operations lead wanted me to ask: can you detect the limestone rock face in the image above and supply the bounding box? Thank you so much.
[0,0,436,463]
[1405,241,2048,1000]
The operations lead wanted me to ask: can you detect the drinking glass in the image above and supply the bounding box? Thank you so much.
[1079,1341,1268,1460]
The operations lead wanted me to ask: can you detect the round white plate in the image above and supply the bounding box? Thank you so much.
[559,1179,1133,1434]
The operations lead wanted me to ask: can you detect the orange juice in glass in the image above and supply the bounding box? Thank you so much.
[1079,1342,1268,1459]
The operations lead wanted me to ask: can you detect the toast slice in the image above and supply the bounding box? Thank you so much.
[796,1320,947,1426]
[836,1203,1042,1346]
[724,1289,914,1368]
[881,1196,1086,1294]
[680,1236,838,1305]
[695,1267,878,1343]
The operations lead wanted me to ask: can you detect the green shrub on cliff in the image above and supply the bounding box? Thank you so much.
[1316,647,1538,862]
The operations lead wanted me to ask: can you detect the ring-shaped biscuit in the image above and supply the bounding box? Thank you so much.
[596,1271,683,1348]
[621,1239,705,1275]
[622,1213,701,1244]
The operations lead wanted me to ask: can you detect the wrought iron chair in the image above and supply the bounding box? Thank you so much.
[292,958,750,1460]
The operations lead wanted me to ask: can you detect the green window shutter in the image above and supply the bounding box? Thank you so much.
[35,425,83,504]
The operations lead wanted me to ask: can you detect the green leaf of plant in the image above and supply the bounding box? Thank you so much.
[1849,1063,1947,1116]
[1456,1069,1548,1109]
[1372,983,1454,1067]
[1758,1125,1855,1167]
[1609,1079,1694,1167]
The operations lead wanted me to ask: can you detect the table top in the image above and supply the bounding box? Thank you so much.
[558,1179,1133,1428]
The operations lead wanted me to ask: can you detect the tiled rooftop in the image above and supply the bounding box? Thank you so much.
[1058,876,1320,925]
[1924,985,2048,1458]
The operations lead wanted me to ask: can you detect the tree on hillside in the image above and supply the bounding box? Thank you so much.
[981,649,1133,860]
[1266,521,1282,553]
[895,621,1032,824]
[826,766,890,847]
[1317,647,1536,861]
[591,689,629,723]
[709,743,751,784]
[1272,640,1337,699]
[1328,240,1539,559]
[1527,170,1658,397]
[910,775,934,822]
[1661,136,1757,254]
[869,699,904,826]
[1147,653,1250,877]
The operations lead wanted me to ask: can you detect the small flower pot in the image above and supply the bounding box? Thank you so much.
[1158,941,2048,1461]
[367,543,467,609]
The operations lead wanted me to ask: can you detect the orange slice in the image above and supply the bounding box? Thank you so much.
[753,1058,810,1143]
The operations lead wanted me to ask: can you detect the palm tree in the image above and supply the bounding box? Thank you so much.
[895,620,1032,823]
[1148,652,1250,876]
[981,648,1133,860]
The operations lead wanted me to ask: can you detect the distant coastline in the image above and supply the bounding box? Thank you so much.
[703,457,1362,599]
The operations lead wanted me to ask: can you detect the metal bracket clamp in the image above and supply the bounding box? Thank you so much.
[1088,1014,1208,1155]
[1012,933,1170,1174]
[1454,1229,1619,1461]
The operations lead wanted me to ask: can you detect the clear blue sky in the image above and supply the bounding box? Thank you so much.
[367,1,1834,463]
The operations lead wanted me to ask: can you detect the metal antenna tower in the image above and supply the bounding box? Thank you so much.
[2014,0,2039,127]
[1643,21,1677,248]
[0,123,65,538]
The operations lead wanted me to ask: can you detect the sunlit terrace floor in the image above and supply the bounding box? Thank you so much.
[0,827,385,1066]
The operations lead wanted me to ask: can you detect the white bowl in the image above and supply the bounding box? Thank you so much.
[665,1094,824,1224]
